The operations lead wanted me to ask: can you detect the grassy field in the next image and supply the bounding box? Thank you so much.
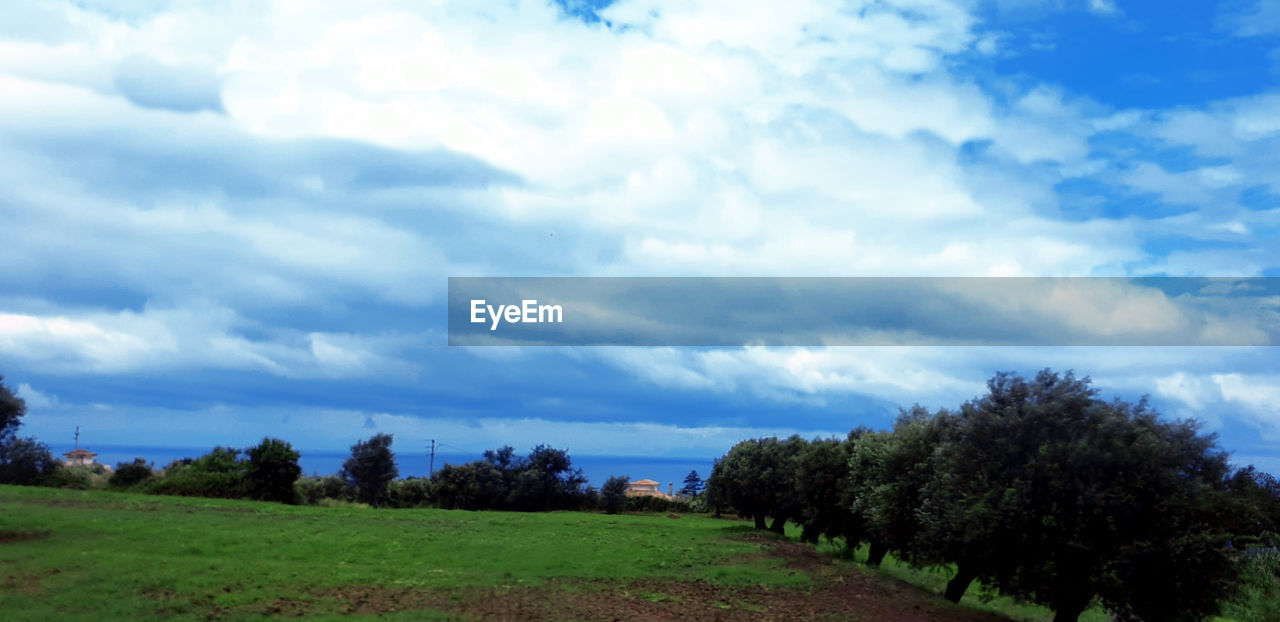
[0,485,1163,621]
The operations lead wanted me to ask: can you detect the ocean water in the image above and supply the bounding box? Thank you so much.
[49,444,716,491]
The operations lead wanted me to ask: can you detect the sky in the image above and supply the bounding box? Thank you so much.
[1,0,1279,478]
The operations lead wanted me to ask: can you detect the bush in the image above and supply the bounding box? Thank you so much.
[0,437,57,485]
[295,475,355,505]
[110,458,155,488]
[245,438,301,504]
[47,464,109,490]
[387,477,433,508]
[626,494,691,514]
[143,465,248,498]
[1223,547,1280,622]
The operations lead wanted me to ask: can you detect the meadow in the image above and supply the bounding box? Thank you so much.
[0,485,1269,621]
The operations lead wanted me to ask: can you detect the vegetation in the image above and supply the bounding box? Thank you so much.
[0,486,810,620]
[2,369,1277,619]
[706,369,1280,622]
[601,474,629,514]
[340,433,398,507]
[244,437,302,503]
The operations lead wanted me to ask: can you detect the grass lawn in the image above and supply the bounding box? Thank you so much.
[9,484,1230,621]
[1,485,818,619]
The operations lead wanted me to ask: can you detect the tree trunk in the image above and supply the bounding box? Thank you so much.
[800,524,819,544]
[769,515,787,534]
[866,541,888,567]
[1052,603,1086,622]
[754,513,767,529]
[944,563,976,603]
[1051,591,1092,622]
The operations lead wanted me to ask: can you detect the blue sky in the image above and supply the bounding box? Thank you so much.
[1,0,1279,476]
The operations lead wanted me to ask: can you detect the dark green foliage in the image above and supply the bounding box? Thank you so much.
[793,436,859,549]
[387,477,433,508]
[509,445,588,511]
[1222,547,1280,622]
[245,438,302,503]
[602,475,629,514]
[707,435,807,532]
[850,408,947,567]
[679,470,703,497]
[340,433,398,507]
[910,370,1241,621]
[47,464,109,490]
[110,458,155,488]
[0,437,57,485]
[143,446,248,498]
[294,474,355,505]
[191,446,244,474]
[0,375,25,445]
[625,494,691,514]
[431,444,589,512]
[432,461,506,510]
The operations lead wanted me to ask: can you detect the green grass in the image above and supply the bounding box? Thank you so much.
[807,538,1114,622]
[0,486,808,620]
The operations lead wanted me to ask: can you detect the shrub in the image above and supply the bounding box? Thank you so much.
[295,474,355,505]
[110,458,155,488]
[626,494,691,514]
[143,465,248,498]
[1223,547,1280,622]
[48,464,109,490]
[387,477,433,508]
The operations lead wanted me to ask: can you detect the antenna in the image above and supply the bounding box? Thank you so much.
[74,426,81,450]
[429,439,436,477]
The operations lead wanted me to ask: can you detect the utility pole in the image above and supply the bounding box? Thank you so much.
[429,439,436,477]
[74,426,81,450]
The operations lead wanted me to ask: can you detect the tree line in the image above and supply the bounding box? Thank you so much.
[705,369,1280,622]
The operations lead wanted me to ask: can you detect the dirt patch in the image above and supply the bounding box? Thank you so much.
[0,529,51,544]
[318,585,436,616]
[2,568,59,595]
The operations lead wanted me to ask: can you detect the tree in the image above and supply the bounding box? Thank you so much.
[341,433,398,507]
[679,470,704,497]
[850,407,948,567]
[916,370,1243,621]
[707,436,807,532]
[432,461,506,510]
[793,436,857,547]
[602,475,629,514]
[0,437,57,485]
[508,445,587,511]
[0,375,25,445]
[245,437,302,504]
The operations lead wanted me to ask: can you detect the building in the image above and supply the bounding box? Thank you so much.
[626,478,675,499]
[63,448,98,467]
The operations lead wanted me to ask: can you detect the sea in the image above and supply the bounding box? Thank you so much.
[48,444,716,492]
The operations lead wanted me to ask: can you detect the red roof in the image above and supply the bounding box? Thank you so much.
[64,449,97,458]
[630,478,660,486]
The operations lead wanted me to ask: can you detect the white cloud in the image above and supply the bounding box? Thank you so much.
[16,383,59,410]
[1218,0,1280,37]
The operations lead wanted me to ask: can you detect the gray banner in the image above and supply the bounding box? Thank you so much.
[447,277,1280,346]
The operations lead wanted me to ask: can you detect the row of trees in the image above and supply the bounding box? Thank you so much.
[707,369,1280,622]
